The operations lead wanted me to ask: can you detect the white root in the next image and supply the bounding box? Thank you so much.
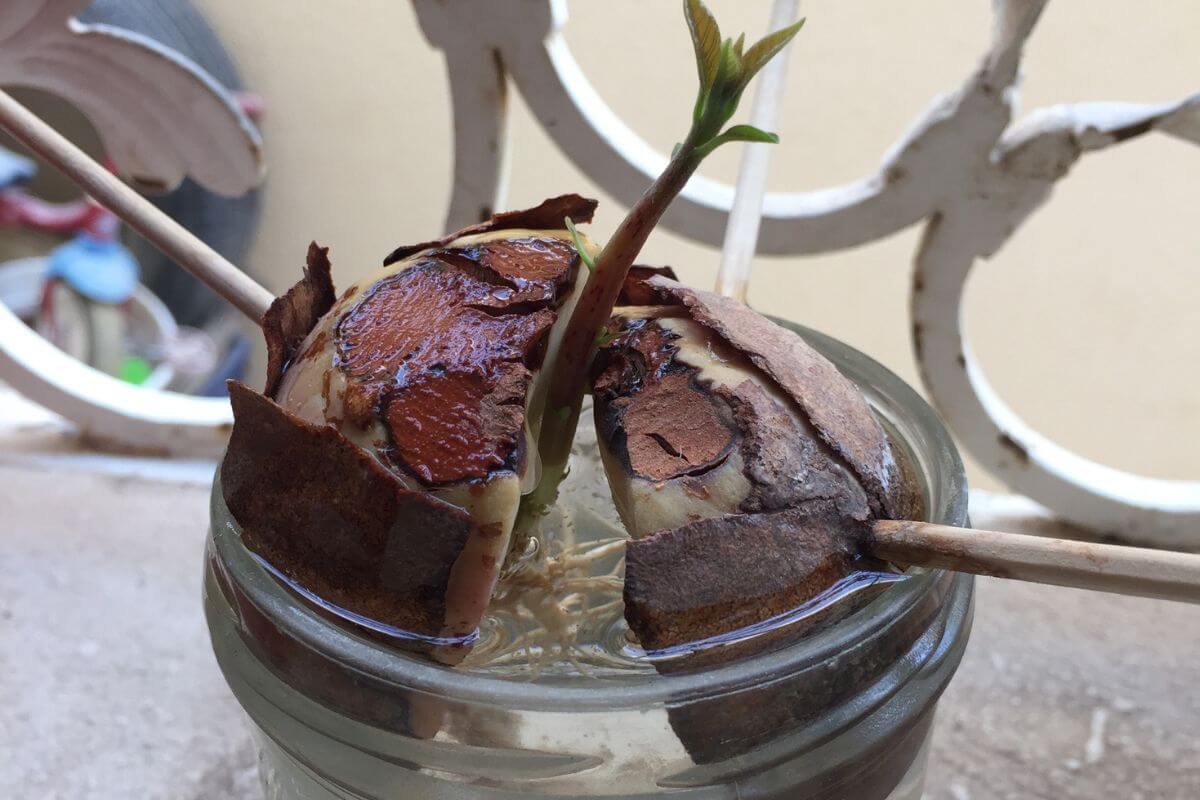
[463,512,629,676]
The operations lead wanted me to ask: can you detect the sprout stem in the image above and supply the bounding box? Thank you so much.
[525,138,705,517]
[516,0,804,531]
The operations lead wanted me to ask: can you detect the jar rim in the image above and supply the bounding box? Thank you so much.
[209,319,969,712]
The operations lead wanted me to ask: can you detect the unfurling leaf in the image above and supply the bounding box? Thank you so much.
[684,0,722,92]
[564,216,596,271]
[694,124,780,158]
[717,124,780,144]
[741,18,805,87]
[708,37,741,118]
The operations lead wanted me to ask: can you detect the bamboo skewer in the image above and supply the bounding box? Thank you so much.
[3,83,1199,606]
[0,89,273,323]
[714,0,800,303]
[871,520,1200,603]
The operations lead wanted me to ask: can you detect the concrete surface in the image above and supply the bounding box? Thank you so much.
[2,459,1198,799]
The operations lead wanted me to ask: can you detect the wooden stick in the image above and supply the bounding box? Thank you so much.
[871,519,1200,603]
[714,0,800,302]
[0,89,273,323]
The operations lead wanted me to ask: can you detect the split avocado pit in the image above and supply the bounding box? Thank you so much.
[594,278,921,652]
[222,196,598,662]
[219,197,921,667]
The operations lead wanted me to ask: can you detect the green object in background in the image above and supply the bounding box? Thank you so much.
[119,356,153,385]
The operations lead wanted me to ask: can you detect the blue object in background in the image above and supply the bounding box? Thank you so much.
[0,147,36,189]
[45,235,140,305]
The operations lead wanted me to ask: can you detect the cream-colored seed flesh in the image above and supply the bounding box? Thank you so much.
[597,311,868,539]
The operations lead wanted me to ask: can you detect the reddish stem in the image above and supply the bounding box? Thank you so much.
[527,144,704,509]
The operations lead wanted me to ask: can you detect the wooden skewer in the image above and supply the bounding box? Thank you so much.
[0,89,273,324]
[714,0,800,302]
[871,519,1200,603]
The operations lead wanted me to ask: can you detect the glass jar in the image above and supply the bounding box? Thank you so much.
[204,320,972,799]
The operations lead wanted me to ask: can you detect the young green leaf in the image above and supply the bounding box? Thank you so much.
[741,18,805,88]
[684,0,722,92]
[564,216,596,271]
[704,37,742,124]
[719,124,780,144]
[694,124,780,158]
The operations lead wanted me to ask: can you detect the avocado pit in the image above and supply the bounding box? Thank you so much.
[220,196,598,659]
[591,280,920,654]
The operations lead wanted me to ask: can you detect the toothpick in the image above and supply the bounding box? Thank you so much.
[0,89,273,323]
[872,519,1200,603]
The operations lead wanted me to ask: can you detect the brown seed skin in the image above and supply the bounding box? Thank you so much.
[594,280,922,661]
[382,194,598,266]
[593,312,874,538]
[617,264,679,305]
[643,277,922,520]
[623,505,860,654]
[221,381,475,653]
[335,238,576,485]
[617,371,736,481]
[593,318,738,484]
[261,242,336,397]
[222,197,598,670]
[723,378,871,520]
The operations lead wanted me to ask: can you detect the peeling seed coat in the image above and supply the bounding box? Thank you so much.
[593,312,875,539]
[646,277,922,521]
[273,232,588,644]
[594,280,921,658]
[224,198,598,658]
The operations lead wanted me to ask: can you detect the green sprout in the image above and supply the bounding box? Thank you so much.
[564,216,596,271]
[684,0,803,155]
[518,0,805,527]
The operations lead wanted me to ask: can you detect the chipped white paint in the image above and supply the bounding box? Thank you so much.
[0,0,260,454]
[913,92,1200,546]
[414,0,1040,253]
[415,0,1199,543]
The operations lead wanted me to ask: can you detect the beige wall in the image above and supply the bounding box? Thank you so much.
[198,0,1200,491]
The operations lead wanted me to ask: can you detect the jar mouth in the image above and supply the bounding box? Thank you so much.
[209,319,968,712]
